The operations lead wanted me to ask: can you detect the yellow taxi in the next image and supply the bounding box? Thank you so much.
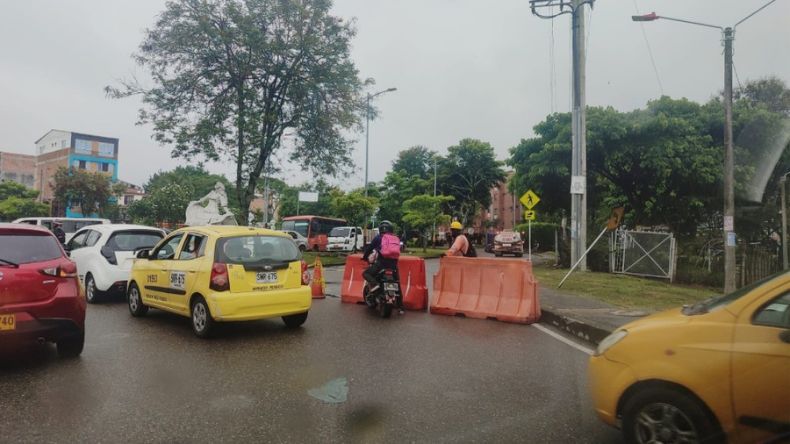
[126,226,311,337]
[589,271,790,444]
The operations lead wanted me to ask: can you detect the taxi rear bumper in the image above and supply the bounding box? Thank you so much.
[207,286,312,321]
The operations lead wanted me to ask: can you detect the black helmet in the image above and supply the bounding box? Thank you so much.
[379,220,393,234]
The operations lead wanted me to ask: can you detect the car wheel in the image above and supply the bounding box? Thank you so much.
[312,245,319,252]
[57,329,85,358]
[191,296,214,338]
[85,274,102,304]
[282,312,308,328]
[622,387,722,444]
[494,252,502,257]
[515,253,523,258]
[299,244,306,252]
[127,282,148,317]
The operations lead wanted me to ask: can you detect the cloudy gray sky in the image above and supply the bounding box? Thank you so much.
[1,0,788,189]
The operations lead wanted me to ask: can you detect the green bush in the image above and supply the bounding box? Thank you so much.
[515,222,559,252]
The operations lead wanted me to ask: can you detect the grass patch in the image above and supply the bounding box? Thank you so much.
[403,248,445,259]
[301,252,348,267]
[532,266,718,311]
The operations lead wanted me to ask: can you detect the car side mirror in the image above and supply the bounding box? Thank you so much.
[780,330,790,344]
[136,249,151,259]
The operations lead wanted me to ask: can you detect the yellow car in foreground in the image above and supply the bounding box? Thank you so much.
[127,226,311,337]
[589,271,790,444]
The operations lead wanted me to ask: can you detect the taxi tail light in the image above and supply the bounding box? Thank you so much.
[210,262,229,291]
[301,260,309,285]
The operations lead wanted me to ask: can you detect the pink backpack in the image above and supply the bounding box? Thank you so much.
[380,233,401,259]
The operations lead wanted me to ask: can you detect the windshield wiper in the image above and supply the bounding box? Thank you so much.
[0,258,19,268]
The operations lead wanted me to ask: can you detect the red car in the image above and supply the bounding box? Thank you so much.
[0,223,86,357]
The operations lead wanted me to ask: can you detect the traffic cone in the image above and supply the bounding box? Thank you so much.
[311,256,326,299]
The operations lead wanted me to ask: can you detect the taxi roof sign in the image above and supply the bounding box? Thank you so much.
[520,190,540,210]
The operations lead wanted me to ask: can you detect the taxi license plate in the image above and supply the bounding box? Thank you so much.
[0,314,16,331]
[256,272,277,283]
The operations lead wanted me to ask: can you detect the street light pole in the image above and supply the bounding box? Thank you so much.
[530,0,593,271]
[432,156,437,247]
[632,0,777,292]
[363,87,397,197]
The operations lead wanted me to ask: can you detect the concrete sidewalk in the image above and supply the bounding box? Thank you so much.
[317,255,647,346]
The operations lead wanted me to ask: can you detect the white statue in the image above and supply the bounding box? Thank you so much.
[184,182,237,226]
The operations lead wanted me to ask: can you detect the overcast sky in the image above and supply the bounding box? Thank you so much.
[1,0,788,189]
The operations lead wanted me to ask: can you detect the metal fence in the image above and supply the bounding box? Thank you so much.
[610,230,677,281]
[738,244,781,287]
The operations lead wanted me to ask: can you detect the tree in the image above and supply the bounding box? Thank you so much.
[438,139,506,224]
[331,191,378,227]
[144,166,240,218]
[277,179,341,219]
[0,197,49,221]
[108,0,366,224]
[52,167,114,217]
[128,183,194,226]
[402,194,453,251]
[0,181,39,201]
[392,146,437,179]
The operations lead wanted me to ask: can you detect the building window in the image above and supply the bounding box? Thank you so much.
[75,139,92,154]
[61,140,68,148]
[100,163,109,172]
[78,160,86,170]
[98,142,114,157]
[124,195,134,206]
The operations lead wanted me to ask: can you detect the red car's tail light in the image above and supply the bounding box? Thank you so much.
[40,261,78,278]
[210,262,229,291]
[59,261,78,277]
[300,260,309,285]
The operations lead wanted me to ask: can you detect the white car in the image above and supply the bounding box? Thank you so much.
[280,230,308,251]
[327,226,364,252]
[66,224,165,303]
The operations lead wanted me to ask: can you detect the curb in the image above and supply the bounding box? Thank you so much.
[539,307,613,347]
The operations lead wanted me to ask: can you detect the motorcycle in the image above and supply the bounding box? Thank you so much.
[362,268,402,318]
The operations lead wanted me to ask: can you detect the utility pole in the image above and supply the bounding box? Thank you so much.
[633,0,777,292]
[363,87,397,197]
[781,174,789,270]
[723,27,736,292]
[530,0,592,271]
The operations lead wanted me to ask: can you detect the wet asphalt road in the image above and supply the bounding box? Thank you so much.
[0,258,621,444]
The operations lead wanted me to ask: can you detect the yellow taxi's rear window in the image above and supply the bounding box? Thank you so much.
[215,235,299,265]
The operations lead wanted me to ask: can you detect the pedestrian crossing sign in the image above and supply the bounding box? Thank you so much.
[520,190,540,210]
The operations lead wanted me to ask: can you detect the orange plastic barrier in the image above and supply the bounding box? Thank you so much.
[340,254,367,304]
[398,256,428,311]
[430,256,540,324]
[340,254,428,311]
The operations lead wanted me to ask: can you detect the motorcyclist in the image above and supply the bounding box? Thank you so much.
[362,220,403,314]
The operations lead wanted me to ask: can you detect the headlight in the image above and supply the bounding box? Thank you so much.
[594,330,628,356]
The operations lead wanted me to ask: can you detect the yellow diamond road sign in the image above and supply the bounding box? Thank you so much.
[524,210,536,221]
[520,190,540,210]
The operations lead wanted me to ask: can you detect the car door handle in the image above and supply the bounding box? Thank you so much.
[780,330,790,344]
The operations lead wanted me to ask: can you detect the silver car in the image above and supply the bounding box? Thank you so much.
[281,230,308,251]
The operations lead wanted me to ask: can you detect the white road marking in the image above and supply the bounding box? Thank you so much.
[533,323,594,356]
